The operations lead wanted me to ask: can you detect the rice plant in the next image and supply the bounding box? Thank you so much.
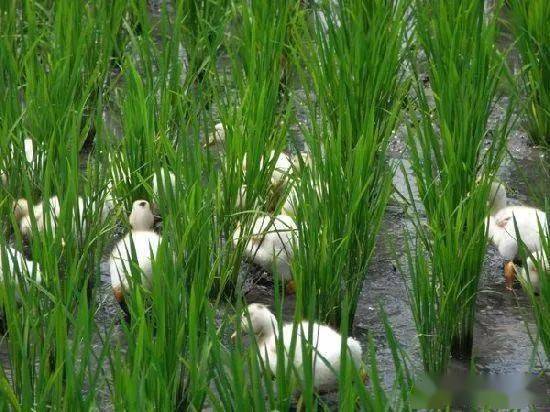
[291,0,409,330]
[207,0,298,296]
[508,0,550,149]
[516,162,550,360]
[531,205,550,360]
[405,0,510,374]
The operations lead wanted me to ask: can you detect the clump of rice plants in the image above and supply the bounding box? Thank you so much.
[208,0,299,296]
[405,0,510,374]
[522,214,550,360]
[515,162,550,360]
[291,0,409,330]
[508,0,549,149]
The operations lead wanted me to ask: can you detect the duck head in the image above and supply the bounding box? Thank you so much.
[13,198,30,221]
[232,303,277,341]
[129,200,154,231]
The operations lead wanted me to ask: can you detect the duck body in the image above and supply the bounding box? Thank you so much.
[109,200,160,303]
[232,215,297,281]
[487,182,548,290]
[0,247,42,301]
[19,196,112,238]
[488,206,547,260]
[109,230,161,299]
[20,196,60,237]
[241,304,362,392]
[517,250,548,292]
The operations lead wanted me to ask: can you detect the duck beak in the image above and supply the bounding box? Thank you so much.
[230,331,237,341]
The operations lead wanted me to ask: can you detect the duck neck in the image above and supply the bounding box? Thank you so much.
[489,185,507,216]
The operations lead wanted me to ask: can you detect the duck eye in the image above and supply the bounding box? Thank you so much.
[139,201,147,207]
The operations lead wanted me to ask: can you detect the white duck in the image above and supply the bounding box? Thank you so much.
[109,200,162,304]
[232,303,363,393]
[202,122,227,156]
[1,138,42,185]
[14,195,113,238]
[0,247,42,301]
[515,250,548,293]
[232,214,297,292]
[15,196,61,237]
[487,182,547,289]
[204,122,301,188]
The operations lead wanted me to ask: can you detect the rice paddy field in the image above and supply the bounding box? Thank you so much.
[0,0,549,410]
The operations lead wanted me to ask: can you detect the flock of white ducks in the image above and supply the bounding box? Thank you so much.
[2,132,547,396]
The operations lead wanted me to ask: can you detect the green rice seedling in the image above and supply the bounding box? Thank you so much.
[405,0,510,374]
[291,0,409,330]
[101,8,228,403]
[0,139,114,409]
[205,0,299,296]
[213,0,293,215]
[106,136,222,409]
[20,0,125,151]
[0,1,22,139]
[529,205,549,360]
[508,0,550,149]
[179,0,230,87]
[0,2,120,406]
[514,162,549,360]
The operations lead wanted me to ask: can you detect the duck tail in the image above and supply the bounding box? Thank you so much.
[346,337,363,366]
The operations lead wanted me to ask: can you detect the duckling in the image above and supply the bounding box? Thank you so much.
[203,122,300,188]
[232,303,363,393]
[14,196,113,238]
[17,196,60,237]
[202,122,227,154]
[109,200,161,305]
[0,247,42,301]
[514,251,548,293]
[487,182,547,289]
[232,214,297,293]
